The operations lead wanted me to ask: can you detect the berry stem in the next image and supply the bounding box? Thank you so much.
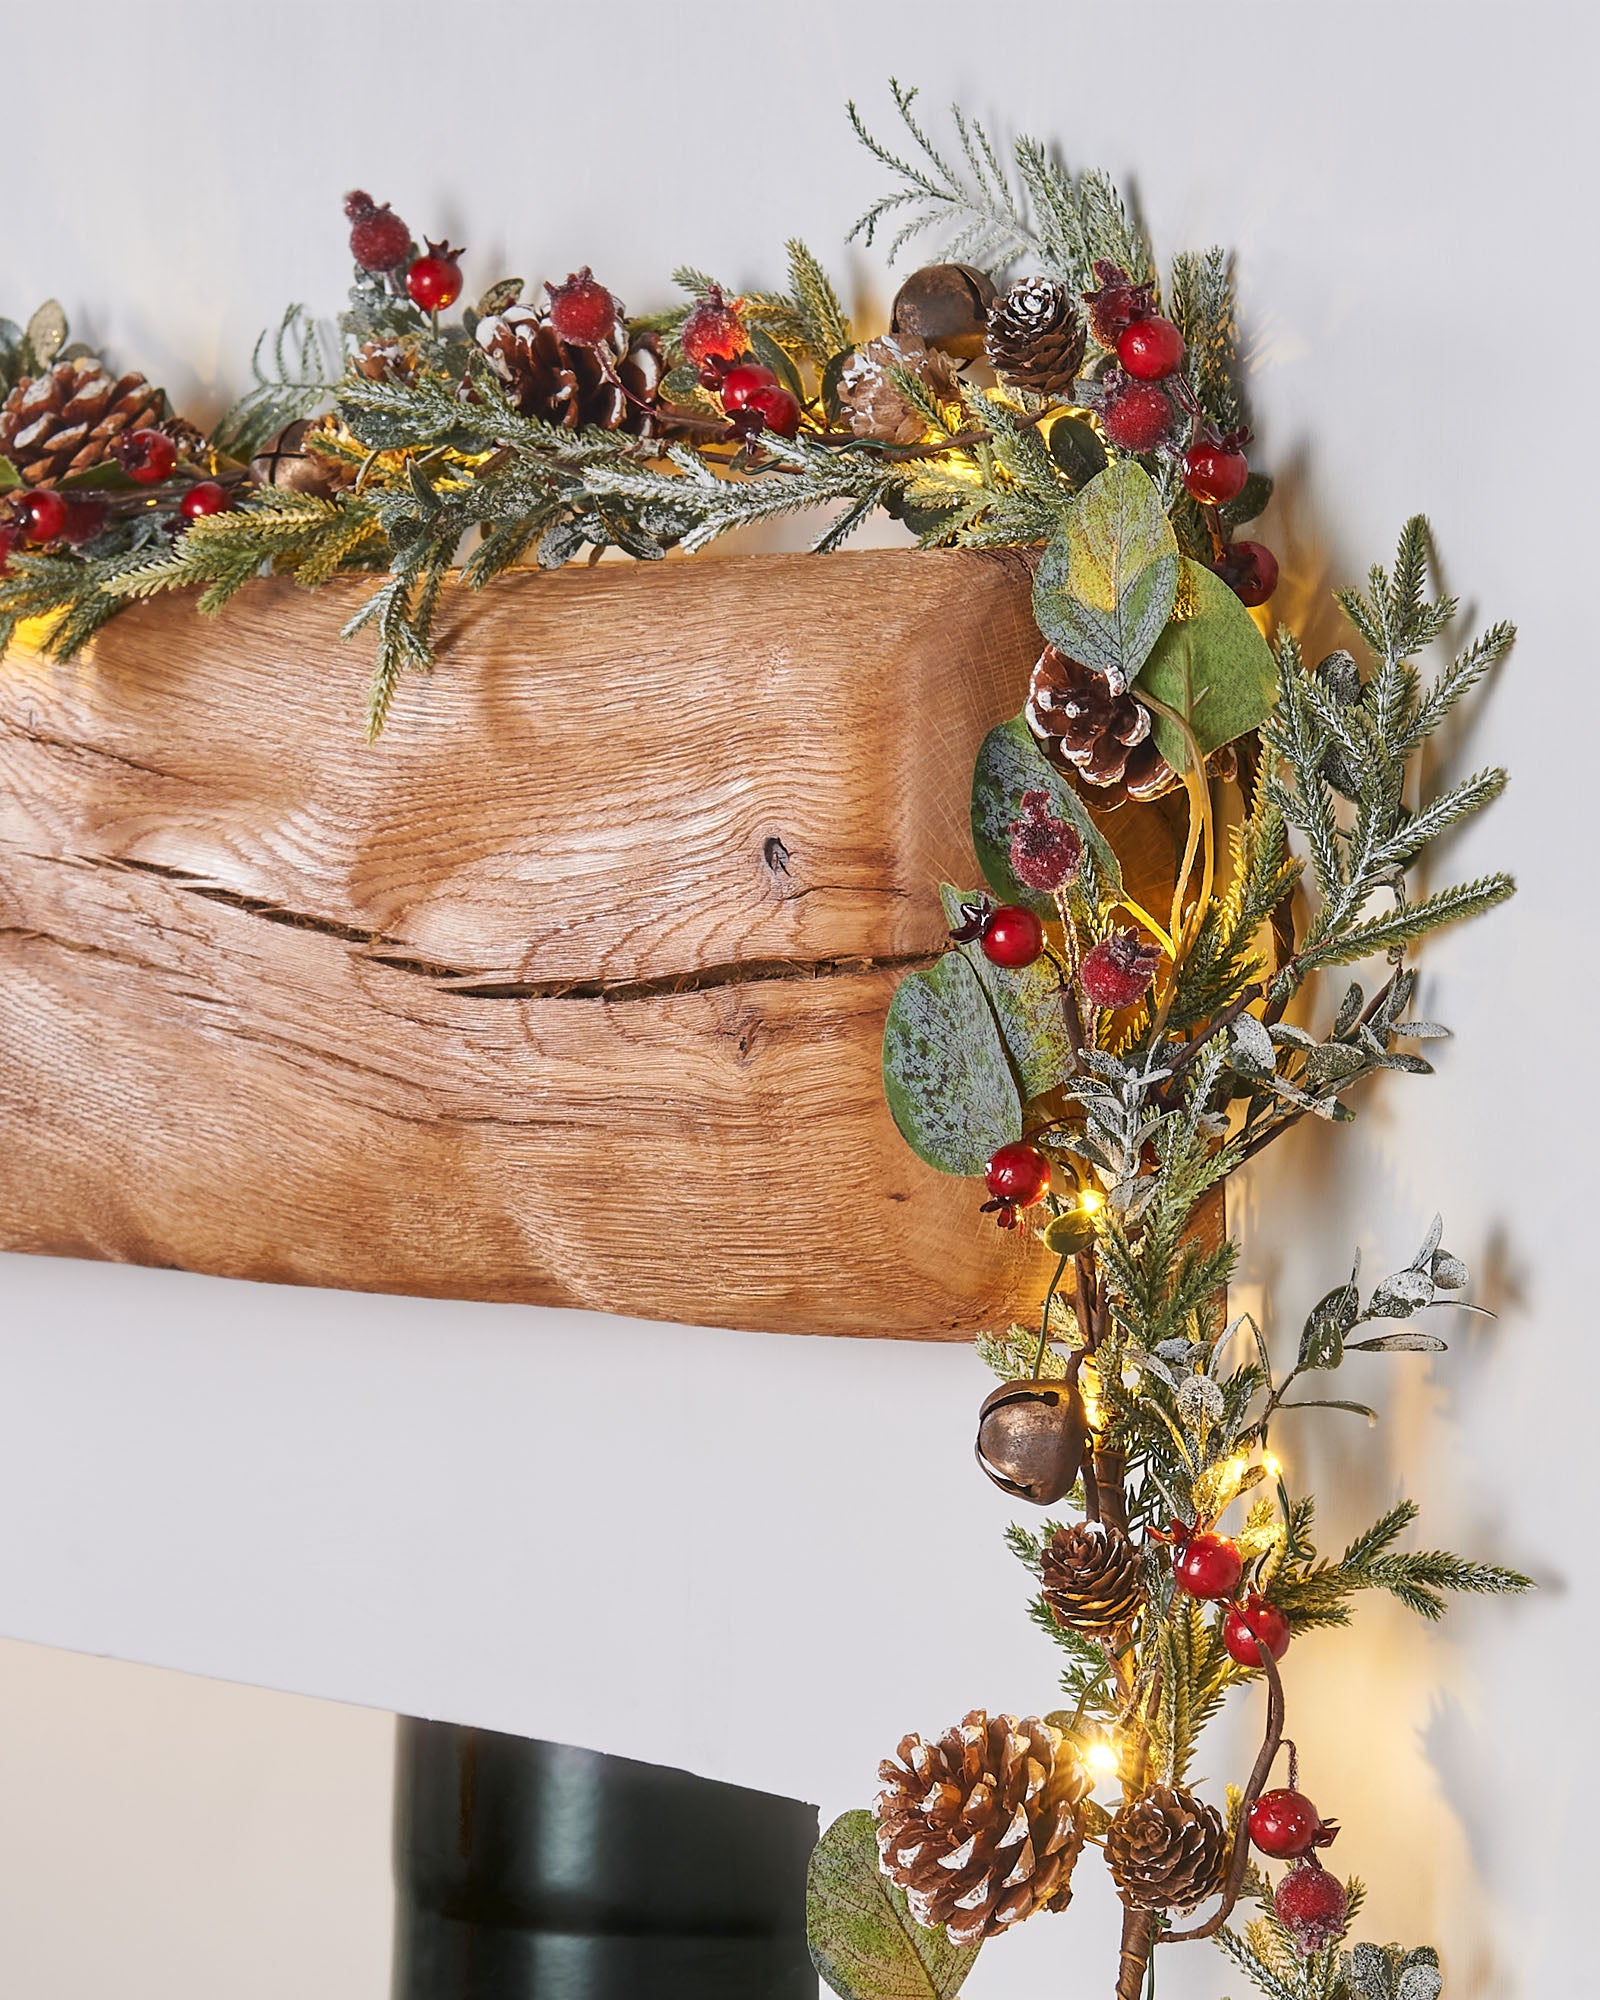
[1030,1252,1072,1379]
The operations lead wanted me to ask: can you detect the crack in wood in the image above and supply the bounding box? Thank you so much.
[16,854,940,1004]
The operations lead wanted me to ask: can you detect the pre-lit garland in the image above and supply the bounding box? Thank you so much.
[1,85,1526,2000]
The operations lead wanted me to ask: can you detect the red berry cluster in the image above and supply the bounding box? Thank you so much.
[680,286,803,443]
[1082,259,1277,608]
[2,427,232,564]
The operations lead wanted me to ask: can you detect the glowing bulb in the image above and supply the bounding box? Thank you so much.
[1264,1454,1283,1481]
[1085,1737,1120,1777]
[1077,1188,1104,1215]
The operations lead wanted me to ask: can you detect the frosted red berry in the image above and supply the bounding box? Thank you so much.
[546,268,620,348]
[1249,1789,1323,1859]
[1009,789,1082,892]
[180,481,232,520]
[1117,316,1185,381]
[984,1142,1051,1208]
[1079,930,1162,1010]
[19,488,69,543]
[406,242,465,313]
[1102,384,1175,454]
[1212,540,1279,607]
[1083,260,1157,348]
[114,428,178,485]
[680,286,747,368]
[981,905,1045,969]
[1223,1594,1292,1666]
[744,383,802,438]
[1183,443,1250,507]
[345,193,412,273]
[1274,1859,1349,1955]
[719,362,779,410]
[59,498,109,546]
[1173,1531,1243,1600]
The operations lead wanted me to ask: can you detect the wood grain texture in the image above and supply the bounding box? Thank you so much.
[0,548,1199,1338]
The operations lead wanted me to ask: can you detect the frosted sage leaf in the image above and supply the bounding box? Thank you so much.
[1133,558,1279,767]
[970,714,1123,912]
[1032,460,1179,690]
[882,953,1021,1176]
[807,1811,981,2000]
[938,884,1072,1103]
[25,298,68,369]
[1299,1280,1359,1369]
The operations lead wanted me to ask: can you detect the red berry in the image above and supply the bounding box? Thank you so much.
[744,383,802,439]
[545,268,621,348]
[1249,1789,1322,1860]
[719,362,779,411]
[1223,1594,1292,1666]
[680,286,747,367]
[1008,789,1082,893]
[981,905,1046,968]
[59,498,109,546]
[1173,1532,1243,1600]
[1101,384,1174,454]
[1273,1859,1349,1956]
[180,481,233,520]
[984,1142,1051,1209]
[1183,443,1250,507]
[1079,929,1162,1010]
[114,428,178,485]
[349,202,412,274]
[1211,540,1279,607]
[19,488,69,543]
[406,242,465,313]
[1117,316,1185,381]
[1083,261,1158,348]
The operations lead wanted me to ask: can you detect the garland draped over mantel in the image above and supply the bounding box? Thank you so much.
[1,83,1526,2000]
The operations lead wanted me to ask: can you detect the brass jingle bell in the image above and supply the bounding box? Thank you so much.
[889,262,998,360]
[975,1377,1089,1505]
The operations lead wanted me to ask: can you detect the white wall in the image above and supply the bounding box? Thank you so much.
[2,3,1595,1996]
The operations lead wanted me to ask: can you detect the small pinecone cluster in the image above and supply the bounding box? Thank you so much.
[1106,1783,1229,1913]
[986,277,1087,398]
[476,303,663,435]
[835,333,958,445]
[875,1711,1091,1945]
[1026,646,1177,806]
[1041,1522,1144,1639]
[0,357,165,486]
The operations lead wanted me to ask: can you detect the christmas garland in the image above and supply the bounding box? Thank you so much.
[1,85,1526,2000]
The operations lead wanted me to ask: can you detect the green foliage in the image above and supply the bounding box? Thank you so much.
[1134,559,1280,766]
[881,954,1021,1175]
[213,304,337,460]
[1032,461,1179,690]
[807,1812,981,2000]
[969,715,1124,911]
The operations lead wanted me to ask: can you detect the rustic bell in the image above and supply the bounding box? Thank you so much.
[975,1378,1089,1504]
[249,418,347,498]
[889,262,998,360]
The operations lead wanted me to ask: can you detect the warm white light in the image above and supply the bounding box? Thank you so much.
[1085,1738,1120,1777]
[1264,1454,1283,1481]
[1077,1188,1104,1215]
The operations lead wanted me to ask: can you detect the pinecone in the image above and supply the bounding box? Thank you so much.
[835,334,959,445]
[875,1711,1091,1945]
[1105,1784,1229,1913]
[475,304,663,435]
[1026,646,1177,807]
[986,278,1088,398]
[1042,1522,1144,1639]
[0,358,165,486]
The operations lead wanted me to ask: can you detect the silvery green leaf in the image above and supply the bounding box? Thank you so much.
[1300,1282,1359,1369]
[1268,1023,1318,1048]
[1304,1042,1367,1084]
[939,885,1074,1102]
[1370,1051,1434,1074]
[1348,1331,1449,1353]
[1413,1215,1444,1268]
[1232,1014,1276,1072]
[1366,1268,1436,1318]
[1394,1019,1451,1040]
[25,298,68,367]
[1396,1950,1443,2000]
[969,714,1124,910]
[1344,1943,1398,1999]
[881,956,1021,1176]
[1134,1346,1184,1392]
[1278,1397,1379,1421]
[1334,982,1365,1036]
[806,1810,981,2000]
[1431,1252,1468,1290]
[1178,1374,1226,1425]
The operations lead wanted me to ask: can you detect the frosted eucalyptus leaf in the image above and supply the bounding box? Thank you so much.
[1348,1331,1449,1353]
[1334,983,1366,1035]
[807,1811,981,2000]
[1300,1282,1359,1368]
[970,714,1123,910]
[25,298,68,368]
[1133,558,1280,767]
[882,955,1021,1176]
[1032,460,1179,690]
[939,884,1072,1102]
[1397,1950,1444,2000]
[1431,1253,1469,1289]
[1231,1014,1276,1073]
[1367,1268,1436,1318]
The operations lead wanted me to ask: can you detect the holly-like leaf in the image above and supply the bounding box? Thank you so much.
[1133,559,1279,768]
[882,954,1021,1176]
[939,884,1073,1104]
[807,1811,981,2000]
[1032,460,1179,691]
[25,299,68,369]
[970,714,1123,912]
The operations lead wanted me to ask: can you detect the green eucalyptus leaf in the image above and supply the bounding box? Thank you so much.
[1032,460,1179,688]
[1045,415,1108,489]
[476,277,524,317]
[1042,1210,1097,1256]
[750,326,807,403]
[25,299,68,368]
[1219,471,1273,530]
[882,954,1021,1176]
[1133,558,1279,768]
[971,714,1123,912]
[0,456,21,493]
[57,462,140,492]
[807,1811,981,2000]
[938,884,1072,1104]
